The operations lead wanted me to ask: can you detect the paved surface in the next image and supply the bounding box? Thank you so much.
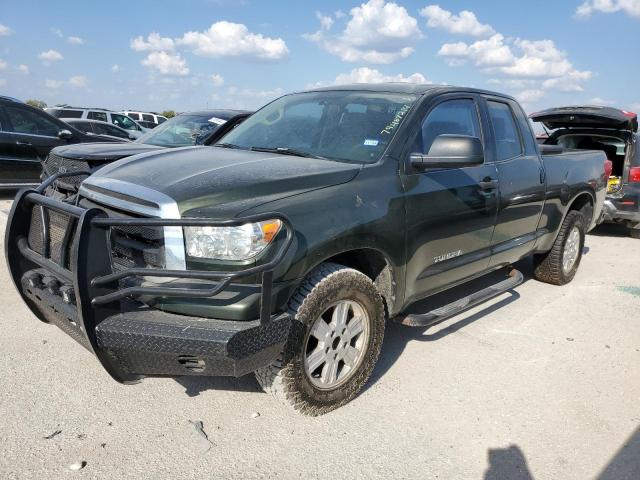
[0,198,638,480]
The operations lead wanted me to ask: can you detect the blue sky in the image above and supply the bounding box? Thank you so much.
[0,0,638,114]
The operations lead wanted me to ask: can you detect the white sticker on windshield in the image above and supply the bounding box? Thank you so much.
[364,139,379,146]
[208,117,227,125]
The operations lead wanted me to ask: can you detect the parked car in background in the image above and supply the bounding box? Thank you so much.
[41,109,250,197]
[61,118,135,142]
[121,110,167,126]
[531,106,640,238]
[7,85,607,415]
[45,107,148,139]
[0,96,123,190]
[136,120,158,129]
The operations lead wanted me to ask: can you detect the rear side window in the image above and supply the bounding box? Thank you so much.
[87,111,108,122]
[157,117,167,124]
[5,106,60,136]
[487,101,523,161]
[128,112,141,120]
[142,114,154,122]
[49,109,83,118]
[70,120,93,134]
[417,99,481,154]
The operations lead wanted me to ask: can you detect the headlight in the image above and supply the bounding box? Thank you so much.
[183,219,282,261]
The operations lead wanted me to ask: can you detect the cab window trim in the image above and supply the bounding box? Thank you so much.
[485,98,525,163]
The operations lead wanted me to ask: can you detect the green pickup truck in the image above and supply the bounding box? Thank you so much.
[6,84,607,415]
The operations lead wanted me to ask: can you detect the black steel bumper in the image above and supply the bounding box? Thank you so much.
[5,186,293,382]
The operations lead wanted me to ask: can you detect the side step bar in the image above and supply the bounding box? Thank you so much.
[397,268,524,328]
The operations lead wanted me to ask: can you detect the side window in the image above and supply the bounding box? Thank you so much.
[5,106,60,136]
[111,113,137,130]
[142,114,154,122]
[128,113,141,121]
[87,111,108,122]
[49,109,83,118]
[417,99,481,154]
[157,117,167,124]
[487,101,523,161]
[104,124,129,139]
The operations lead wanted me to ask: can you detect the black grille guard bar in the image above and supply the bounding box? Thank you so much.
[11,189,294,326]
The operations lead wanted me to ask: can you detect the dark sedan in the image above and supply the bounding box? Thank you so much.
[0,96,124,190]
[42,109,250,196]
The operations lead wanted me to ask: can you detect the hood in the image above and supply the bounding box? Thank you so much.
[84,146,362,215]
[530,106,638,132]
[52,142,165,162]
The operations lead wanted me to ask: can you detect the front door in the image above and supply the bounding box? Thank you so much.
[403,96,499,305]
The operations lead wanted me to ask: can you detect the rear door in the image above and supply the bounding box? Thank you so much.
[0,107,19,186]
[3,104,69,184]
[485,97,546,266]
[402,94,499,303]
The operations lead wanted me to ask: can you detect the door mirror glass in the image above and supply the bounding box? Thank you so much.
[58,129,73,140]
[411,134,484,170]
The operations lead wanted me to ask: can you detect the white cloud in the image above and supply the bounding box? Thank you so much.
[141,51,189,76]
[67,36,84,45]
[310,67,430,88]
[304,0,422,64]
[130,32,175,51]
[516,89,545,105]
[438,33,592,97]
[45,79,63,89]
[439,34,515,67]
[587,97,616,105]
[0,24,12,36]
[18,64,29,74]
[419,5,495,37]
[576,0,640,17]
[69,75,88,87]
[111,64,120,72]
[177,21,289,60]
[0,59,7,71]
[211,73,224,86]
[39,49,63,63]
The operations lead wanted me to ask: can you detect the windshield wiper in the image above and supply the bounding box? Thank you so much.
[214,142,246,150]
[250,146,325,159]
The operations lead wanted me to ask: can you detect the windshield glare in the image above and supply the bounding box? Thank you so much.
[137,114,223,147]
[219,91,418,163]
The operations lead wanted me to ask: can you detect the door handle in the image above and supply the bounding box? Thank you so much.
[478,179,498,190]
[15,141,33,146]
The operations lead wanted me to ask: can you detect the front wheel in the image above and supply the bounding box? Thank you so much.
[533,210,585,285]
[255,263,385,416]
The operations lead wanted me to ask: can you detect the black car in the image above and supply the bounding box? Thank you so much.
[61,118,135,142]
[0,96,123,190]
[531,106,640,238]
[41,109,250,196]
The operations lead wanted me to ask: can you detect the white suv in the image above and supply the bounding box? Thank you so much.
[45,107,148,139]
[121,111,168,129]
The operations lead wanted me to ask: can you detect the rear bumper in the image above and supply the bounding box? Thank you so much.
[602,197,640,224]
[6,188,293,382]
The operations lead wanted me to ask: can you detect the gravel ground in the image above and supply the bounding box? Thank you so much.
[0,198,638,480]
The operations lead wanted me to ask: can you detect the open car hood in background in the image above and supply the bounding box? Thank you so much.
[530,106,638,132]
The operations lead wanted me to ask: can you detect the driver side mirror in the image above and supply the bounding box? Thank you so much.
[410,134,484,170]
[58,129,73,140]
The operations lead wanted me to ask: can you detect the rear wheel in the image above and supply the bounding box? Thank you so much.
[255,263,385,416]
[534,210,585,285]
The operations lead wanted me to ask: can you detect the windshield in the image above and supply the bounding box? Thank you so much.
[218,91,418,163]
[136,114,225,147]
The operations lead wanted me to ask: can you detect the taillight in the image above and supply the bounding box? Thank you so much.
[604,160,613,179]
[629,167,640,183]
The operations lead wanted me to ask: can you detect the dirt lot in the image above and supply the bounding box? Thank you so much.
[0,198,638,480]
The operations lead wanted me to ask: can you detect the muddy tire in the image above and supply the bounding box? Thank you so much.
[255,263,385,416]
[533,210,585,285]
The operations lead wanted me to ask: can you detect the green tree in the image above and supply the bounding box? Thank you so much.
[161,110,176,119]
[26,99,47,109]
